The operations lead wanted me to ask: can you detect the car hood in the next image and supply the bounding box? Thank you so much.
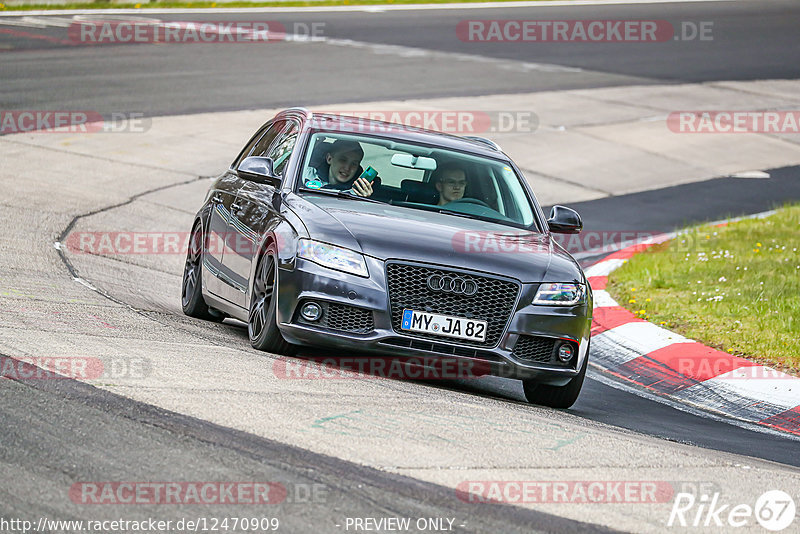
[289,194,583,283]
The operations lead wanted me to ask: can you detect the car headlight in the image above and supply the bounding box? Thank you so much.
[533,283,585,306]
[297,239,369,278]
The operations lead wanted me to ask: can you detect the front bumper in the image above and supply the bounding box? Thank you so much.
[276,257,592,385]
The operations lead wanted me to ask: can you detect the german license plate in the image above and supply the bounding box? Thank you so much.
[401,309,487,342]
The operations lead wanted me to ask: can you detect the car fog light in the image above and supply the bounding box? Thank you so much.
[557,343,574,362]
[301,302,322,322]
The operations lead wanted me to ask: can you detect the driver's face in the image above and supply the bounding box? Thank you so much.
[436,169,466,205]
[327,150,362,183]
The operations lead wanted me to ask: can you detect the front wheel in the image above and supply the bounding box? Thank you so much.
[522,341,589,409]
[248,247,296,355]
[182,224,223,321]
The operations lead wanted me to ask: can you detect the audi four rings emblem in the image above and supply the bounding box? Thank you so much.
[426,274,479,296]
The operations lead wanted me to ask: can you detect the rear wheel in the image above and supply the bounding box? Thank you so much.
[522,341,589,409]
[248,247,296,355]
[182,224,223,321]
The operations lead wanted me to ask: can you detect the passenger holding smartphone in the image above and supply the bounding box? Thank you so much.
[304,139,374,197]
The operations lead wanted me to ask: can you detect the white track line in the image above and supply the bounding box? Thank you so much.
[2,0,745,17]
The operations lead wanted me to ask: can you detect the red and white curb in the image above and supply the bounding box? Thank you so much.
[586,233,800,437]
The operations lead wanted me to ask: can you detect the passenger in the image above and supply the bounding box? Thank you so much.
[431,163,467,206]
[304,139,373,198]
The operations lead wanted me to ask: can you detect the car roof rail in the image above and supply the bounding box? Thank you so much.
[463,136,502,151]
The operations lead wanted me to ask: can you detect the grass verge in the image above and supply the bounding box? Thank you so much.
[606,203,800,376]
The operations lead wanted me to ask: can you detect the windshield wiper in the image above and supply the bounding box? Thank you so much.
[436,208,488,222]
[299,187,384,203]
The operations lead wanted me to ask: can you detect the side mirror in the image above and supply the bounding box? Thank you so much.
[237,156,281,187]
[547,205,582,234]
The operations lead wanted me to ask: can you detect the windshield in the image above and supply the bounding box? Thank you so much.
[297,131,539,230]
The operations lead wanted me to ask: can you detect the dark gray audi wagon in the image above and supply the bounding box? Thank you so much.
[182,108,592,408]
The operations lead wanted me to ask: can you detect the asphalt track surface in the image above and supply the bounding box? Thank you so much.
[0,0,799,115]
[2,1,800,531]
[1,367,618,533]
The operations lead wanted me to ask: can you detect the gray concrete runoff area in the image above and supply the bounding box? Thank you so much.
[0,79,799,533]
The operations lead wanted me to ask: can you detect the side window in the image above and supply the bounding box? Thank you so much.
[250,120,288,159]
[232,123,270,168]
[267,122,299,176]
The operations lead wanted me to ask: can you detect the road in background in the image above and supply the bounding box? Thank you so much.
[1,0,799,115]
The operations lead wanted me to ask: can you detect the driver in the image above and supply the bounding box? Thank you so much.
[432,163,467,206]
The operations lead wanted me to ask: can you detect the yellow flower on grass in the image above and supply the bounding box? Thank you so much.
[645,298,651,302]
[628,299,636,304]
[756,242,762,247]
[631,287,636,292]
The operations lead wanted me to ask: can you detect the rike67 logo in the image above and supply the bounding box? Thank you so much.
[668,490,796,531]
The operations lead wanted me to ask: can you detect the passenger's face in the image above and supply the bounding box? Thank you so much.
[436,169,467,205]
[327,150,362,183]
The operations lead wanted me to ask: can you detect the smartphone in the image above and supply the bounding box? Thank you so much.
[359,166,378,183]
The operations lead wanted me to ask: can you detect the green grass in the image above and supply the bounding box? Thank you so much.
[607,203,800,375]
[1,0,555,11]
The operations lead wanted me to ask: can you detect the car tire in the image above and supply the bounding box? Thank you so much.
[248,246,296,355]
[182,223,224,322]
[522,341,589,409]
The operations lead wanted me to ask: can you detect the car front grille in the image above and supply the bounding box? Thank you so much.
[296,301,374,334]
[512,335,557,363]
[386,262,519,347]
